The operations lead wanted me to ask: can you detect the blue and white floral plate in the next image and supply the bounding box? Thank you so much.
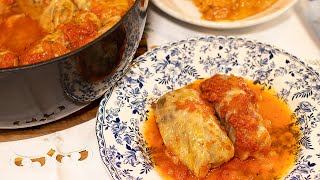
[96,36,320,179]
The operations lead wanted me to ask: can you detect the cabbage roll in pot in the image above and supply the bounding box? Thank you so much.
[200,74,272,160]
[154,88,234,178]
[16,0,78,32]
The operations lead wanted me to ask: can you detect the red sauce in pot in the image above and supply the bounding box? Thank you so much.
[0,0,134,68]
[59,17,98,50]
[0,14,44,53]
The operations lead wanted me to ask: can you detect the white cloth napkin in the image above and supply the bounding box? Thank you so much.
[0,120,111,180]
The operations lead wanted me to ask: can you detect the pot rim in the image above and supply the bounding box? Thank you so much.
[0,0,141,73]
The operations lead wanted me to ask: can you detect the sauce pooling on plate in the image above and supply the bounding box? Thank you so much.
[192,0,278,21]
[144,78,300,179]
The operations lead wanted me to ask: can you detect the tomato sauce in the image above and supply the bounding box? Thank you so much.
[0,14,45,53]
[0,0,133,68]
[60,16,98,50]
[143,79,300,180]
[192,0,278,21]
[200,74,273,157]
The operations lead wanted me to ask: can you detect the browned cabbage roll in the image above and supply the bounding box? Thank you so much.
[200,74,272,160]
[154,88,234,178]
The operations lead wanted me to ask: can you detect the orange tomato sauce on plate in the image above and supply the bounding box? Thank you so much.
[143,79,300,180]
[192,0,278,21]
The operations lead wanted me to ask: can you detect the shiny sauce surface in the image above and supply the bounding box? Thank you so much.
[143,79,300,180]
[0,14,44,53]
[192,0,278,21]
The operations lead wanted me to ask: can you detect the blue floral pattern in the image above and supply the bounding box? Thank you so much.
[96,36,320,179]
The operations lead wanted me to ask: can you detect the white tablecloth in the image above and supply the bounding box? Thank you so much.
[1,2,319,180]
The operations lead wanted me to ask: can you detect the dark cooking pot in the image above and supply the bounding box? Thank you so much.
[0,0,148,129]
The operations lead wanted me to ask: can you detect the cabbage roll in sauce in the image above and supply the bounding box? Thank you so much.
[15,0,78,32]
[0,0,134,68]
[200,74,271,160]
[154,88,234,178]
[19,12,101,65]
[73,0,133,30]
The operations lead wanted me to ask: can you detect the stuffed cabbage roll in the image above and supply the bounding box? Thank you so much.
[19,30,68,65]
[154,88,234,178]
[73,0,132,30]
[16,0,78,32]
[19,12,101,65]
[200,74,271,160]
[39,0,78,32]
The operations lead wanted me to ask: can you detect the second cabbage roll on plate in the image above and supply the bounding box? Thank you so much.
[154,88,234,178]
[200,74,272,160]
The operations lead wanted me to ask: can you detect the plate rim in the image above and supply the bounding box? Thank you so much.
[151,0,298,29]
[96,35,320,180]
